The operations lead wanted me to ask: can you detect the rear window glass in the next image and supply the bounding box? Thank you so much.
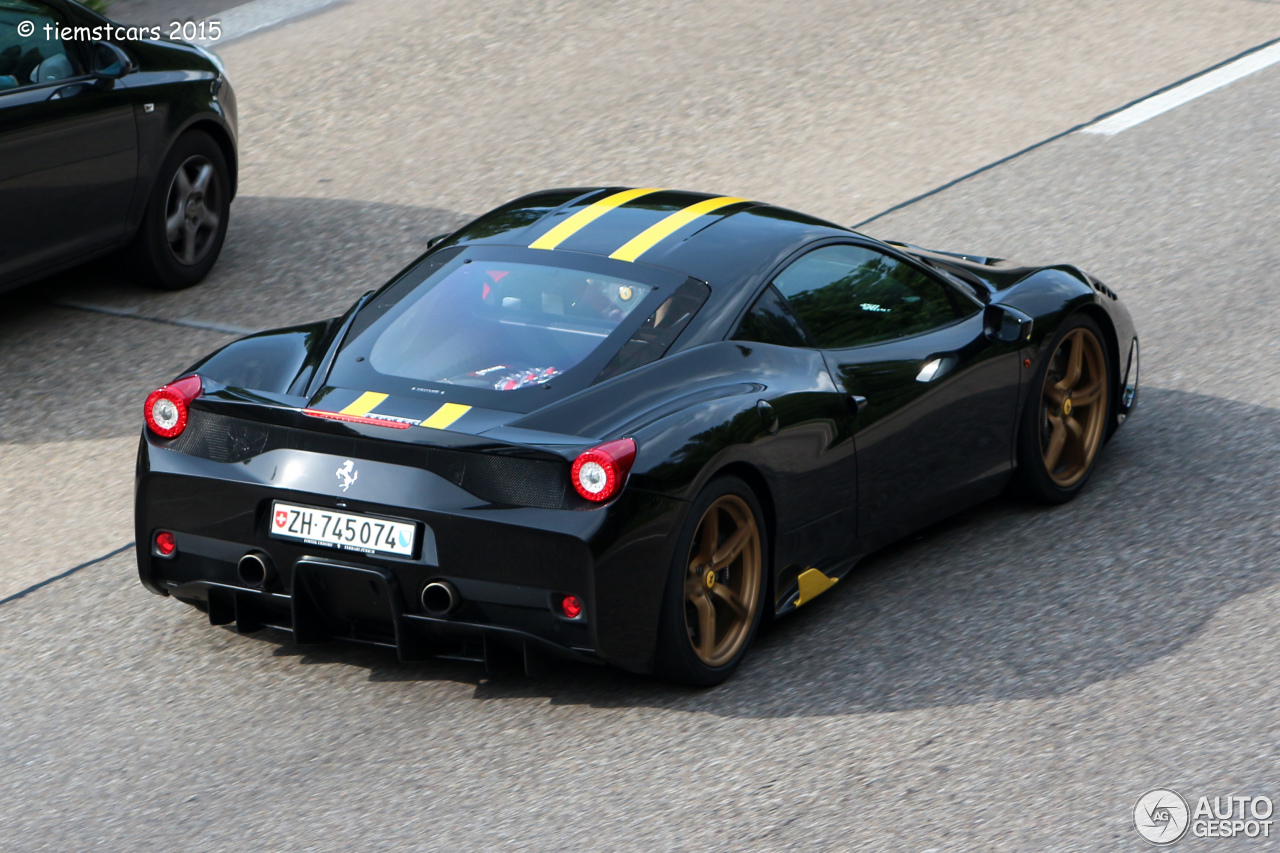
[369,259,651,390]
[329,246,710,410]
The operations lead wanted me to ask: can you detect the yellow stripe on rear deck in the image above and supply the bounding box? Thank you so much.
[420,403,471,430]
[340,392,388,417]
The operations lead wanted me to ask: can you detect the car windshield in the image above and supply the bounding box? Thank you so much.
[359,255,654,392]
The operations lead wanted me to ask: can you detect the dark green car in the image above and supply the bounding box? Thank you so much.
[0,0,237,291]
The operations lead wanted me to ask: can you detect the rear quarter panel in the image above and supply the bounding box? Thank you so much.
[188,319,338,395]
[517,340,857,605]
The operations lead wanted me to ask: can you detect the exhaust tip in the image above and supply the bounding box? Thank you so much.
[237,552,275,588]
[421,580,459,616]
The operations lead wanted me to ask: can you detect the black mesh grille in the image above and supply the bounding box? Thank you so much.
[165,410,573,509]
[425,448,569,509]
[165,411,274,462]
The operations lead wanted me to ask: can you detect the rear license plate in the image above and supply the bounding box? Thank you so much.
[270,501,418,558]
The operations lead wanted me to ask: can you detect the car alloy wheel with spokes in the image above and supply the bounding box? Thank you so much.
[1039,326,1109,488]
[1015,314,1113,503]
[130,129,231,290]
[683,493,762,667]
[656,477,768,685]
[165,155,222,266]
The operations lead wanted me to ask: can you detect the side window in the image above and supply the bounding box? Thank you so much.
[773,244,977,349]
[0,0,75,91]
[595,279,710,383]
[733,284,813,348]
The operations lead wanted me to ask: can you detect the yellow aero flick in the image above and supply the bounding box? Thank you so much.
[609,196,748,262]
[793,567,838,607]
[528,188,663,250]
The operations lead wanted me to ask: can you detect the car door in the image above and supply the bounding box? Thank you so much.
[731,282,859,579]
[771,242,1022,548]
[0,0,138,285]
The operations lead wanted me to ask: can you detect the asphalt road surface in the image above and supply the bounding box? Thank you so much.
[3,1,1280,850]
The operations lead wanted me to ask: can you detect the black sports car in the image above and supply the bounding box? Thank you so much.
[135,188,1138,684]
[0,0,236,292]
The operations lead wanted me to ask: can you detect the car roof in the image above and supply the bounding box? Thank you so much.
[444,188,859,290]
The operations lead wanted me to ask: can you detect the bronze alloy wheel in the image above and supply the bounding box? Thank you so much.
[682,494,762,668]
[1039,326,1110,488]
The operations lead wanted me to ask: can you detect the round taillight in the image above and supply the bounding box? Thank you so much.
[144,375,202,439]
[560,595,583,619]
[570,438,637,503]
[154,531,176,557]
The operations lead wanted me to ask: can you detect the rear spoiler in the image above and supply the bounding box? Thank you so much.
[885,240,1007,267]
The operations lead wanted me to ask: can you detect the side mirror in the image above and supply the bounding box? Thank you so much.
[425,233,450,249]
[89,41,135,79]
[983,304,1034,343]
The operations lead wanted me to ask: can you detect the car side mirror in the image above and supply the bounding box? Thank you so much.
[983,304,1034,343]
[89,41,135,79]
[425,233,450,249]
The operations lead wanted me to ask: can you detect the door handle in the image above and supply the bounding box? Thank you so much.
[48,82,90,101]
[757,400,779,435]
[916,355,958,383]
[848,395,868,415]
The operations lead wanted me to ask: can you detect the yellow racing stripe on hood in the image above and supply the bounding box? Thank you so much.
[528,188,663,250]
[609,196,748,262]
[420,402,472,430]
[340,392,388,416]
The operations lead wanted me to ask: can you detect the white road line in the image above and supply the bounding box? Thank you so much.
[1082,40,1280,136]
[192,0,343,48]
[54,299,258,336]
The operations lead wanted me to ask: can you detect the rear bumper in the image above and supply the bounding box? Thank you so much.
[135,435,689,672]
[167,573,601,671]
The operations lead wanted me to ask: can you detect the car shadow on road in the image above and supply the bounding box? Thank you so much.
[0,196,469,446]
[437,385,1279,717]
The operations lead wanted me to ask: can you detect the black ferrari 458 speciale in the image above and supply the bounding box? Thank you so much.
[136,188,1139,684]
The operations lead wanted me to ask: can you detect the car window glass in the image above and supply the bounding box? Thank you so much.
[595,278,710,383]
[366,258,653,390]
[773,244,976,348]
[733,284,813,348]
[0,0,74,90]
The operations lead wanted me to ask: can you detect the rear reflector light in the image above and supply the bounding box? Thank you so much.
[154,531,177,557]
[570,438,636,502]
[302,409,413,429]
[560,595,583,619]
[144,375,202,439]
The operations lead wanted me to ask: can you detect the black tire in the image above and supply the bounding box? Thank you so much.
[654,476,768,686]
[1014,313,1114,504]
[129,130,231,290]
